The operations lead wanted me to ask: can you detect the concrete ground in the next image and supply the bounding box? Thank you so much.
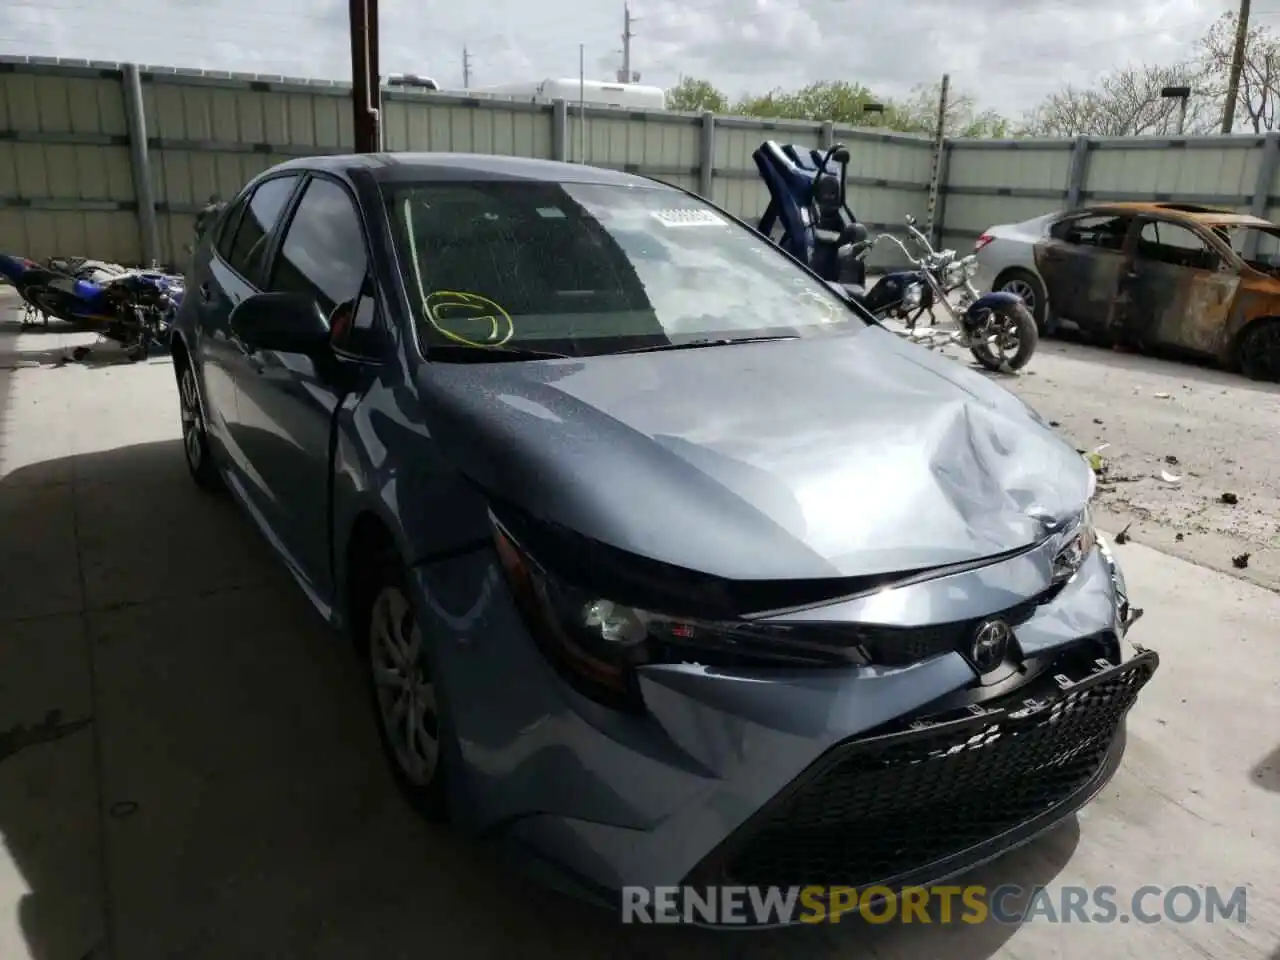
[1,302,1278,960]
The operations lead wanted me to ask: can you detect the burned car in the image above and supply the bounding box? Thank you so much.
[974,201,1280,381]
[170,153,1159,921]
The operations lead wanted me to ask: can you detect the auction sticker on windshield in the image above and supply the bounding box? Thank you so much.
[651,209,727,227]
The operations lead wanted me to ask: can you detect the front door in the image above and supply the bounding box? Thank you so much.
[1035,212,1132,334]
[228,174,380,604]
[1118,217,1241,355]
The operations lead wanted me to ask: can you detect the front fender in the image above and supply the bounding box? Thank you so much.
[968,290,1022,317]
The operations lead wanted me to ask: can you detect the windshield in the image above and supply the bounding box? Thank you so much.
[382,180,867,359]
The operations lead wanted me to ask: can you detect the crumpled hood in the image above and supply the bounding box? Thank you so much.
[417,325,1092,581]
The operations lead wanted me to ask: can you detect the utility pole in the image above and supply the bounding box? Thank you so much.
[618,4,636,83]
[1223,0,1251,133]
[348,0,381,152]
[462,45,473,89]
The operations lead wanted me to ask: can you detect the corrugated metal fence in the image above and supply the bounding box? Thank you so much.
[4,54,1280,274]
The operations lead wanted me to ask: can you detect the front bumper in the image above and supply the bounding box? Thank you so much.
[411,533,1155,914]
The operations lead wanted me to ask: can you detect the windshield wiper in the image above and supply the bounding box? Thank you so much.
[614,335,799,355]
[425,344,571,363]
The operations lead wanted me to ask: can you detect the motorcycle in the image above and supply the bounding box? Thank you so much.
[848,216,1039,373]
[0,252,184,361]
[752,137,1037,372]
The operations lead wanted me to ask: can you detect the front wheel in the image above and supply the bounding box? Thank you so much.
[970,301,1039,372]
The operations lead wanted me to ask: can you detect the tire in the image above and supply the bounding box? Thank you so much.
[995,269,1050,335]
[361,552,450,822]
[177,362,222,491]
[970,301,1040,372]
[1238,318,1280,382]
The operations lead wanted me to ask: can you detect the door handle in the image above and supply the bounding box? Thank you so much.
[198,283,212,303]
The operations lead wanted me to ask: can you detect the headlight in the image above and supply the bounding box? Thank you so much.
[1050,503,1098,584]
[902,282,923,308]
[492,517,868,712]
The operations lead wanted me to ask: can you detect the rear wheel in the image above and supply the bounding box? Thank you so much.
[1238,319,1280,382]
[177,362,222,491]
[970,301,1039,372]
[995,269,1049,334]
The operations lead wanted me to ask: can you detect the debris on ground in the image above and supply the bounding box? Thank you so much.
[1049,420,1061,427]
[1153,392,1172,399]
[1159,469,1182,484]
[1232,552,1251,569]
[1093,417,1104,424]
[1115,522,1133,545]
[1220,492,1239,505]
[1175,532,1184,542]
[1164,454,1179,465]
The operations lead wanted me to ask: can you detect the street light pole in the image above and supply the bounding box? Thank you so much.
[1162,85,1192,136]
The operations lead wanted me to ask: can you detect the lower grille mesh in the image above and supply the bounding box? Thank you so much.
[719,656,1157,888]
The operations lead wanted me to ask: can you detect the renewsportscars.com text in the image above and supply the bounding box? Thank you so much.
[620,884,1249,926]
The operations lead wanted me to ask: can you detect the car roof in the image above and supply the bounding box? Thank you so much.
[1079,201,1278,229]
[267,152,668,189]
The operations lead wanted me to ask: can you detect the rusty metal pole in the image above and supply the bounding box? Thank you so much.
[349,0,382,152]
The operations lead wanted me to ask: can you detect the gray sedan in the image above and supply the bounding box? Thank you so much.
[169,152,1158,924]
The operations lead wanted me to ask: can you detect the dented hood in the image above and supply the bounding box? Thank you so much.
[418,325,1092,581]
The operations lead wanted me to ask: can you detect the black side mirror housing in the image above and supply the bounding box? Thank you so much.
[229,291,331,355]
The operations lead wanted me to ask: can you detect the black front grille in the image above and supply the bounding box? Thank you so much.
[701,653,1158,889]
[851,596,1044,667]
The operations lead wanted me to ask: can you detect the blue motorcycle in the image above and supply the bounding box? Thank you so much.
[0,253,183,361]
[753,139,1038,372]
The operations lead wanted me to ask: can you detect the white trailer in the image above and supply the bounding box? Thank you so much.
[466,78,666,110]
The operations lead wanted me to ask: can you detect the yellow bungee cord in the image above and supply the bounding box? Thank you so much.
[402,197,515,349]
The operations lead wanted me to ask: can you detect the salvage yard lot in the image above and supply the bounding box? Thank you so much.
[1,304,1278,960]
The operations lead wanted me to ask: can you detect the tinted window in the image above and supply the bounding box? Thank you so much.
[385,181,863,359]
[269,177,375,351]
[214,195,248,262]
[223,176,299,282]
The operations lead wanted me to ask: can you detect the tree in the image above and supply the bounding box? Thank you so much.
[1021,11,1280,136]
[1021,62,1214,137]
[733,80,882,125]
[665,77,728,113]
[1200,11,1280,132]
[887,81,1011,138]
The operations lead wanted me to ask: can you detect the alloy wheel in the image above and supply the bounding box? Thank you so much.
[179,367,204,471]
[369,586,439,786]
[1001,278,1037,315]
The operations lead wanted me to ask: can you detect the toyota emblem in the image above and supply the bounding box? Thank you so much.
[970,619,1013,673]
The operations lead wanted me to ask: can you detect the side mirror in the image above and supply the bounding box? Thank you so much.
[229,291,331,355]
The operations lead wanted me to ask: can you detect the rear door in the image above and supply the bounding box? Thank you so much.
[1034,212,1133,333]
[195,174,303,468]
[1119,217,1240,355]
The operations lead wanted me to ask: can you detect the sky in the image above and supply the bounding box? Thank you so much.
[0,0,1250,118]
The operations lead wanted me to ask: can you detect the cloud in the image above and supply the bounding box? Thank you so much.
[0,0,1244,116]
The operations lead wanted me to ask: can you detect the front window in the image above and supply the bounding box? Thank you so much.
[383,180,867,359]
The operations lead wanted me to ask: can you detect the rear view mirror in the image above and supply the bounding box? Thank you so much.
[229,291,331,355]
